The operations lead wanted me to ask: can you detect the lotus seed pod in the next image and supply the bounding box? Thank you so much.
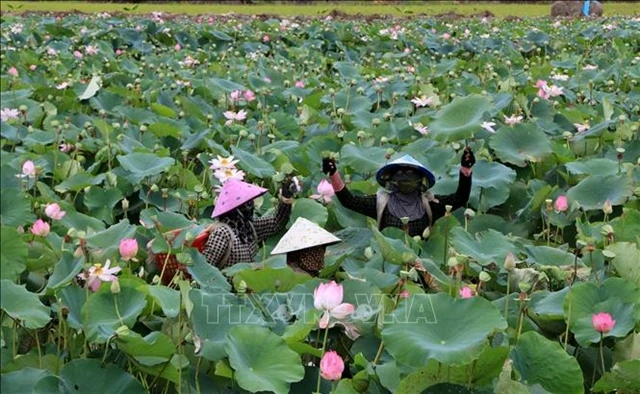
[600,224,614,236]
[115,325,131,337]
[445,205,453,213]
[576,239,587,248]
[464,208,475,218]
[447,256,459,268]
[602,250,616,259]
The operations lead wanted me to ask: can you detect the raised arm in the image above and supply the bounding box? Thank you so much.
[252,198,293,243]
[431,147,475,220]
[324,157,377,219]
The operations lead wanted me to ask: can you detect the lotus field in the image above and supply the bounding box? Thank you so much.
[1,10,640,394]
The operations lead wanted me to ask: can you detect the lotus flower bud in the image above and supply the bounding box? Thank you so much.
[115,325,131,337]
[364,247,374,260]
[603,199,613,215]
[504,252,516,271]
[479,271,491,283]
[422,227,431,239]
[413,236,422,242]
[445,205,452,214]
[110,278,121,294]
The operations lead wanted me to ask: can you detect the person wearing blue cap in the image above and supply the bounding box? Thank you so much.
[322,148,475,238]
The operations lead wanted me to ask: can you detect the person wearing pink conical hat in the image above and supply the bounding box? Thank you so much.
[202,177,298,268]
[271,217,341,276]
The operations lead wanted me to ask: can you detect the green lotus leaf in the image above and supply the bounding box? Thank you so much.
[1,188,35,228]
[59,359,145,394]
[0,280,51,329]
[288,198,328,228]
[382,293,507,366]
[606,243,640,286]
[340,144,388,175]
[593,359,640,394]
[563,278,640,346]
[511,331,584,394]
[430,94,492,142]
[0,226,27,282]
[147,286,181,318]
[117,152,175,183]
[567,174,633,211]
[489,123,553,167]
[0,369,53,394]
[83,286,147,343]
[226,325,304,394]
[83,186,124,224]
[450,228,517,267]
[47,252,85,290]
[231,146,276,178]
[189,288,267,362]
[565,158,620,177]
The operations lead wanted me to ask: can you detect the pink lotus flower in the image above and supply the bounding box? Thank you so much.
[20,160,36,178]
[263,35,270,42]
[56,81,69,90]
[554,195,568,212]
[320,351,344,381]
[230,90,242,102]
[78,260,122,292]
[8,67,18,77]
[310,179,335,204]
[59,143,73,153]
[73,50,83,59]
[223,109,247,126]
[243,90,256,102]
[399,290,410,299]
[85,45,98,55]
[115,49,122,56]
[174,43,182,51]
[47,48,58,56]
[442,32,451,40]
[263,77,272,83]
[592,312,616,333]
[313,281,355,329]
[411,95,434,108]
[209,155,239,170]
[29,65,37,71]
[30,219,50,237]
[459,286,474,299]
[295,80,305,88]
[504,114,523,127]
[119,238,138,261]
[1,108,20,122]
[45,203,66,220]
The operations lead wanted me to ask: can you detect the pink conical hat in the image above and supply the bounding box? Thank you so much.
[211,179,268,218]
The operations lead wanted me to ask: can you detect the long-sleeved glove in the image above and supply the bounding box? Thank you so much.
[322,158,337,176]
[461,147,476,168]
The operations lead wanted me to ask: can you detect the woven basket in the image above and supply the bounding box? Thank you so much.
[154,229,210,285]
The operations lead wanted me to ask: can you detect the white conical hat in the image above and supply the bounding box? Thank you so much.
[271,217,341,255]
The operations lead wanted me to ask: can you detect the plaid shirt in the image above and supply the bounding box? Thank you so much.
[202,200,292,268]
[335,172,472,237]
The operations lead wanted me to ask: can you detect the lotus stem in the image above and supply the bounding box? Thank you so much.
[599,333,606,374]
[504,274,511,320]
[315,326,330,394]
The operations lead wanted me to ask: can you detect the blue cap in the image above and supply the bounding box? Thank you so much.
[376,155,436,188]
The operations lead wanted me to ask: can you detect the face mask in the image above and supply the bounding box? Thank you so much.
[237,200,255,220]
[390,169,422,194]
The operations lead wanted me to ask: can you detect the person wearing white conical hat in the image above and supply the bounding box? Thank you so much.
[321,148,475,238]
[271,217,341,276]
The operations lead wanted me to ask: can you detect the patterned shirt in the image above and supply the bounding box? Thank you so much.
[202,200,292,268]
[335,172,472,237]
